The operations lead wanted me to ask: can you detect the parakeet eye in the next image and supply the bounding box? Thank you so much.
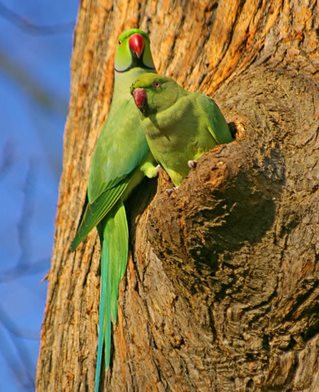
[153,81,161,89]
[118,40,122,45]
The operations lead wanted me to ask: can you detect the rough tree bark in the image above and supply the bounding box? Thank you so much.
[36,1,319,391]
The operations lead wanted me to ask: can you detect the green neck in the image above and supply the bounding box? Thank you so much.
[113,67,153,103]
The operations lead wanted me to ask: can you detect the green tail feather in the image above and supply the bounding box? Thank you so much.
[71,182,128,252]
[94,202,128,392]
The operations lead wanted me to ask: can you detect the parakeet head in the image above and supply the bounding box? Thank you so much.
[114,29,155,73]
[131,73,183,116]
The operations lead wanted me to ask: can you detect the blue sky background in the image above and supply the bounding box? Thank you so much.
[0,1,78,390]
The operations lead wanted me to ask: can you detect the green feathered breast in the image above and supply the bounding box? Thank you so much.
[131,73,233,186]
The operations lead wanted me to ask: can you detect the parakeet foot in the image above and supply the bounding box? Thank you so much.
[154,164,161,175]
[141,162,160,178]
[188,160,197,169]
[166,186,179,195]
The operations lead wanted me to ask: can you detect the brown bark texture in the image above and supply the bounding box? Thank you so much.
[36,1,319,391]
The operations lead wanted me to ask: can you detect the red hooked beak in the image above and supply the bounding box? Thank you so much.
[129,33,144,58]
[132,88,147,110]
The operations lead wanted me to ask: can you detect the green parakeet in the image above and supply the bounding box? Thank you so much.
[131,73,233,186]
[71,29,157,391]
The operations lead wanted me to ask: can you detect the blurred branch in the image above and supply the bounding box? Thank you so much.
[0,159,49,279]
[0,303,38,340]
[0,140,15,180]
[0,160,46,389]
[0,257,49,283]
[29,110,62,180]
[0,1,74,35]
[17,160,35,267]
[0,48,68,116]
[0,304,35,390]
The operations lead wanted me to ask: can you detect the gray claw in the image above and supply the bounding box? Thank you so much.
[188,160,197,169]
[166,186,178,195]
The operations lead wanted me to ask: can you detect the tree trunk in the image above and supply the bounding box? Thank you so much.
[36,1,319,391]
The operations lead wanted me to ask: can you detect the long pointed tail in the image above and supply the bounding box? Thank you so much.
[94,202,128,392]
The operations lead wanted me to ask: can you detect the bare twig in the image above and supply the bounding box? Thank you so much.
[0,49,68,115]
[0,1,74,35]
[0,304,35,390]
[0,257,49,283]
[17,160,35,267]
[0,140,15,180]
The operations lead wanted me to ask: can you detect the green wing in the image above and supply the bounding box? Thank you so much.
[70,182,127,251]
[71,79,152,251]
[196,94,233,144]
[87,95,150,203]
